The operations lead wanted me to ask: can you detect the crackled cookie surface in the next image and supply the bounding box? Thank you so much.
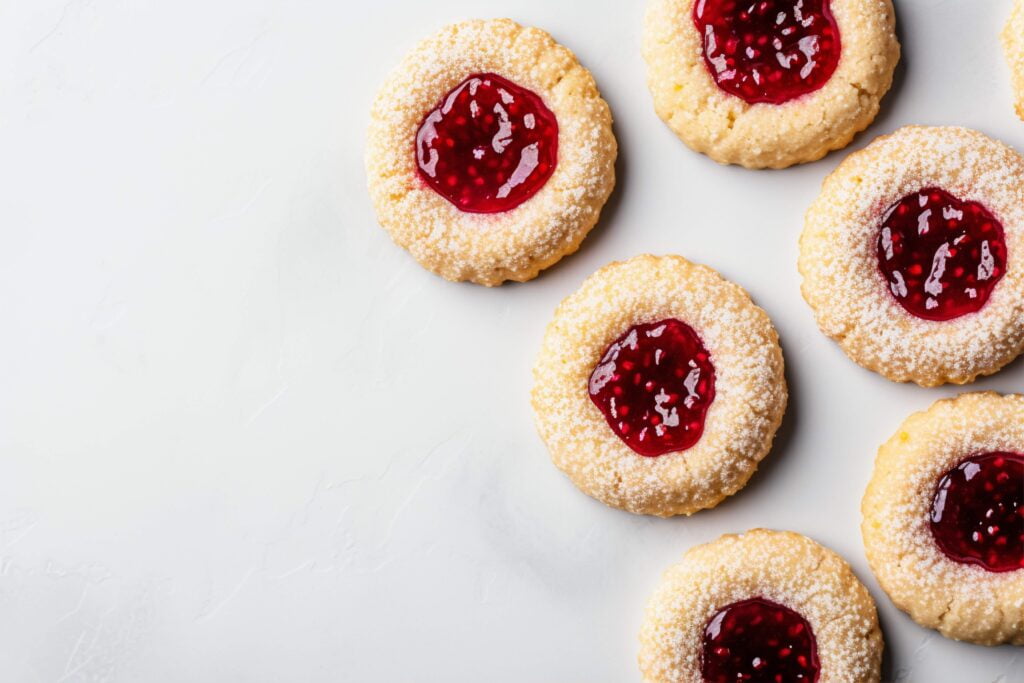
[642,0,899,168]
[862,392,1024,645]
[531,255,786,517]
[639,529,882,683]
[799,126,1024,386]
[1004,0,1024,120]
[367,19,616,286]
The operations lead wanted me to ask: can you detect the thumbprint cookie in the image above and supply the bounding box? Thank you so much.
[639,529,883,683]
[642,0,899,168]
[531,255,786,517]
[1004,0,1024,121]
[366,19,617,286]
[799,126,1024,386]
[862,392,1024,645]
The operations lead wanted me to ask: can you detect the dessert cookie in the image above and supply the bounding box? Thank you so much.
[642,0,899,168]
[799,126,1024,386]
[366,19,617,286]
[531,255,786,517]
[1004,0,1024,121]
[862,392,1024,645]
[639,529,883,683]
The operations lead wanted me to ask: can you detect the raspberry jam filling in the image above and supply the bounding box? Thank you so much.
[693,0,841,104]
[414,73,558,213]
[930,452,1024,572]
[588,319,715,457]
[876,188,1007,321]
[702,598,820,683]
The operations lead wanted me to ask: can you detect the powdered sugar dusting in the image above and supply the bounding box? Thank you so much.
[531,255,787,517]
[642,0,899,168]
[366,19,617,285]
[799,126,1024,386]
[861,392,1024,645]
[639,529,882,682]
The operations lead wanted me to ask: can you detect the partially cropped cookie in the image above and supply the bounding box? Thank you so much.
[531,255,786,517]
[642,0,899,168]
[639,529,882,683]
[799,126,1024,386]
[862,392,1024,645]
[366,19,616,286]
[1004,0,1024,120]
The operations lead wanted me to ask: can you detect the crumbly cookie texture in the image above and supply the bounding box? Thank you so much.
[642,0,899,169]
[862,392,1024,646]
[1004,0,1024,121]
[639,529,882,683]
[531,255,786,517]
[799,126,1024,386]
[366,19,617,286]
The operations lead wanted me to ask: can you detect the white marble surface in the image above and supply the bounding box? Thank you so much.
[0,0,1021,680]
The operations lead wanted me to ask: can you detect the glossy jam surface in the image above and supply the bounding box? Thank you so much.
[414,73,558,213]
[693,0,841,104]
[930,452,1024,572]
[877,188,1007,321]
[702,598,820,683]
[588,319,715,457]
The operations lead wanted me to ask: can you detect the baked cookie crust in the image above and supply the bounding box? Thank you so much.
[1004,0,1024,121]
[642,0,899,168]
[799,126,1024,386]
[366,19,617,286]
[639,529,883,683]
[861,392,1024,646]
[531,255,786,517]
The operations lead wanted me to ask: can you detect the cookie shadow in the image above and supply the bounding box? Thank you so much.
[871,0,910,133]
[724,331,802,517]
[878,608,899,683]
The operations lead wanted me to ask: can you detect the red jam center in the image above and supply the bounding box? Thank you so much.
[876,188,1007,321]
[930,452,1024,573]
[414,73,558,213]
[588,319,715,457]
[693,0,841,104]
[702,598,820,683]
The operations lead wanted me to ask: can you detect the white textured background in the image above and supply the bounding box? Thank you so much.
[0,0,1022,681]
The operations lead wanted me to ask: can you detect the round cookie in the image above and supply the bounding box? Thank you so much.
[366,19,617,286]
[1004,0,1024,121]
[799,126,1024,386]
[862,392,1024,646]
[642,0,899,168]
[639,529,883,683]
[531,254,786,517]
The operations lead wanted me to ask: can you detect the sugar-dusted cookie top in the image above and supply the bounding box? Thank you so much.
[642,0,899,168]
[366,19,616,285]
[799,126,1024,386]
[639,529,883,682]
[532,254,786,517]
[862,392,1024,645]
